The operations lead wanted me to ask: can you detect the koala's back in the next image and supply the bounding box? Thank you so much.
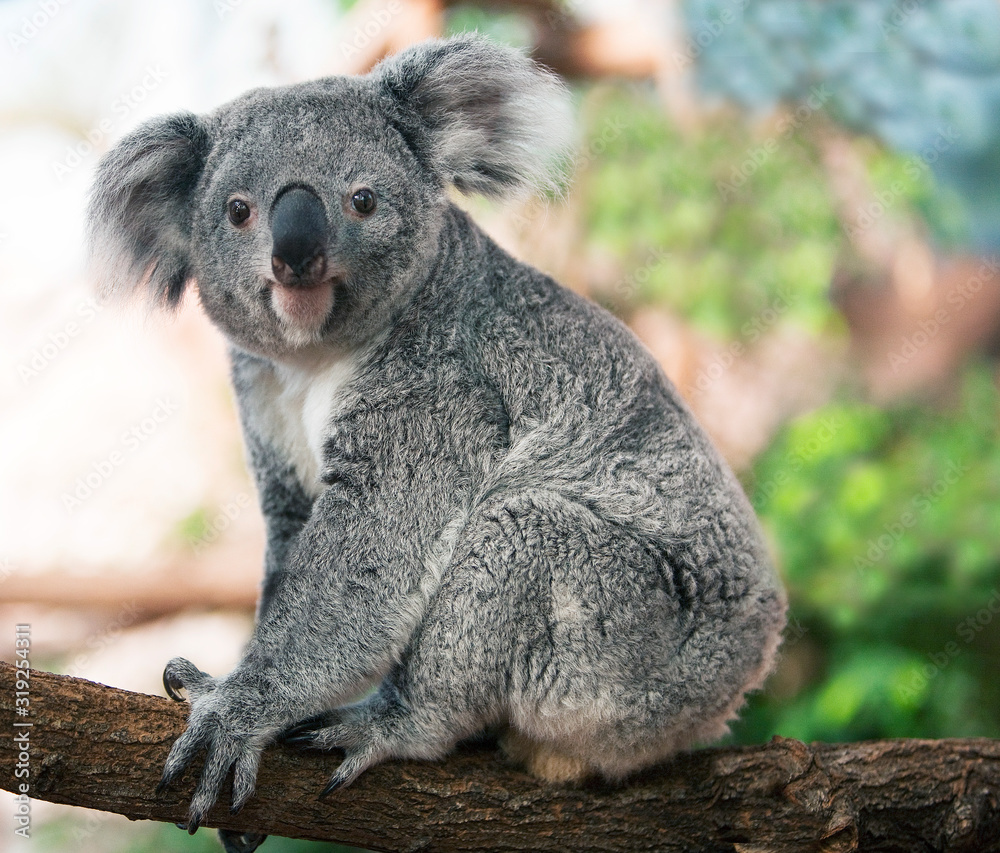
[355,208,786,779]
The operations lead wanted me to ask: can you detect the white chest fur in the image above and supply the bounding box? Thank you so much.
[251,348,360,498]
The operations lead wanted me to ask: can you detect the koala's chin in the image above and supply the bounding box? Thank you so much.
[269,280,336,348]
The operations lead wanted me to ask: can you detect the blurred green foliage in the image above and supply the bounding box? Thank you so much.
[575,86,844,339]
[741,365,1000,744]
[862,139,972,251]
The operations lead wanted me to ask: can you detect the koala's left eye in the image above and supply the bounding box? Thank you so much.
[227,198,253,227]
[351,188,377,216]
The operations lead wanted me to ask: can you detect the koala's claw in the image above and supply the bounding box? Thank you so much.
[163,669,186,702]
[162,657,215,702]
[281,715,334,748]
[318,752,373,798]
[281,708,371,753]
[318,775,347,800]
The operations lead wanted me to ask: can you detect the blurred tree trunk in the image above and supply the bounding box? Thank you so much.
[2,663,999,852]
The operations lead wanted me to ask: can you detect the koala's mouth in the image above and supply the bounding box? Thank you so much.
[268,277,339,336]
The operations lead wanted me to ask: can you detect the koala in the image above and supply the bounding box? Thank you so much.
[87,34,786,851]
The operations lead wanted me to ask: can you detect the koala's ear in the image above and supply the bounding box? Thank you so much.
[374,35,574,199]
[86,113,211,309]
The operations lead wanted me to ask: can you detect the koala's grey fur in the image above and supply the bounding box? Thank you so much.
[87,34,786,843]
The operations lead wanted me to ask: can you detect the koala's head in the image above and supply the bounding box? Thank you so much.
[87,36,571,357]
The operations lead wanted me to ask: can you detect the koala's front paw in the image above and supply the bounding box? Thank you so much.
[158,661,268,833]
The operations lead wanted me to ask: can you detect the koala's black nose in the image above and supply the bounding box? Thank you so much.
[270,186,328,286]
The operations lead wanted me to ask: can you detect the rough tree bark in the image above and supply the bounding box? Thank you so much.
[1,662,998,853]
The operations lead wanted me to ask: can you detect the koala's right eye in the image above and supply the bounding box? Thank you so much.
[227,198,254,227]
[351,188,377,216]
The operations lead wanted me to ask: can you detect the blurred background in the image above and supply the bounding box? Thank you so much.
[2,0,1000,850]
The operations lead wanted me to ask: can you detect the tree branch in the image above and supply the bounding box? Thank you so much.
[2,662,998,852]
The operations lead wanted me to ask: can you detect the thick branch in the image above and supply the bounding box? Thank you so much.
[1,662,998,852]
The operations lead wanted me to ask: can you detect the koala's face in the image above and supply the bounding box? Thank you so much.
[191,81,441,356]
[87,35,572,358]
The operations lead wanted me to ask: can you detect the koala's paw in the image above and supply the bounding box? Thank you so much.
[282,709,384,797]
[163,656,216,703]
[158,664,266,833]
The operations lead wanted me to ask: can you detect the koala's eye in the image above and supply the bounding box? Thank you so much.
[227,198,253,227]
[351,188,377,216]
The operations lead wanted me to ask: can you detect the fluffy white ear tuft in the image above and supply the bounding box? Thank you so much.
[375,35,575,199]
[86,113,210,309]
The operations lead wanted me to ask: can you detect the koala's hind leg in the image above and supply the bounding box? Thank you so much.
[283,681,411,793]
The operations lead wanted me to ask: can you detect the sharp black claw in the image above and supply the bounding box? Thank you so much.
[187,814,202,835]
[281,714,328,742]
[318,776,345,800]
[283,731,316,746]
[163,668,186,702]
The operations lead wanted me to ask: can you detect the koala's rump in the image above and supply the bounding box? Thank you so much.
[398,483,783,777]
